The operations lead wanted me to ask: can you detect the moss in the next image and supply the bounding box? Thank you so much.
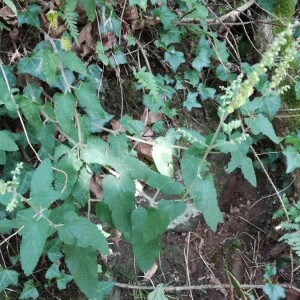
[273,0,295,34]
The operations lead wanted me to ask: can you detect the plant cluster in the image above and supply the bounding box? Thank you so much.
[0,0,299,299]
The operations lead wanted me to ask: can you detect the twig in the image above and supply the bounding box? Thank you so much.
[113,282,300,293]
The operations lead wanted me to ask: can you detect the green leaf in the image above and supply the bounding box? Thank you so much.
[152,137,174,177]
[0,150,6,164]
[63,245,98,298]
[96,41,109,66]
[263,284,285,300]
[283,146,300,173]
[29,158,60,209]
[197,83,216,100]
[45,263,61,280]
[3,0,17,15]
[102,175,135,238]
[133,67,159,96]
[56,271,73,290]
[131,208,162,272]
[183,91,200,111]
[58,211,109,254]
[216,64,228,81]
[108,50,127,67]
[143,94,164,113]
[152,6,178,30]
[256,0,278,12]
[0,131,18,151]
[75,82,106,121]
[184,69,200,87]
[53,92,78,141]
[295,80,300,101]
[45,238,63,262]
[192,36,211,72]
[0,218,16,234]
[129,0,147,11]
[78,0,96,21]
[164,47,185,72]
[212,41,229,62]
[0,267,19,292]
[120,114,145,134]
[19,280,39,300]
[17,209,51,275]
[189,176,223,231]
[72,167,92,207]
[60,51,88,76]
[90,281,115,300]
[245,114,282,144]
[240,157,257,187]
[148,284,168,300]
[18,4,41,28]
[160,27,183,47]
[259,92,282,120]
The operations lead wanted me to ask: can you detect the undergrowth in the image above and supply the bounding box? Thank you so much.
[0,0,299,299]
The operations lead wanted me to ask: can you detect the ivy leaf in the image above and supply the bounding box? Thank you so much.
[160,27,183,47]
[19,280,39,300]
[0,267,19,292]
[143,94,164,113]
[45,263,61,280]
[102,175,135,238]
[148,284,168,300]
[29,158,60,209]
[188,175,223,231]
[183,91,200,111]
[18,4,41,28]
[45,238,63,263]
[259,92,282,120]
[283,146,300,173]
[17,209,51,275]
[197,83,216,100]
[263,284,285,300]
[184,69,200,87]
[216,64,228,81]
[78,0,96,21]
[245,114,282,144]
[60,51,88,76]
[152,137,174,177]
[212,41,229,62]
[56,271,73,290]
[63,245,98,298]
[108,50,127,67]
[151,6,178,30]
[164,47,185,72]
[0,130,18,151]
[192,36,211,72]
[58,211,109,254]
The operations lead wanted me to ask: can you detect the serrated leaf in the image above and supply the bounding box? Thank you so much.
[0,130,18,151]
[90,281,115,300]
[164,47,185,72]
[189,176,223,231]
[263,283,285,300]
[53,92,78,141]
[72,167,92,206]
[63,245,98,298]
[19,280,39,300]
[131,208,162,272]
[133,67,159,96]
[120,114,145,134]
[129,0,147,11]
[183,91,200,111]
[240,157,257,187]
[152,137,174,177]
[78,0,96,21]
[283,146,300,173]
[197,83,216,100]
[192,36,211,72]
[102,175,135,238]
[148,284,169,300]
[0,267,19,292]
[0,218,16,234]
[75,82,106,121]
[143,94,164,113]
[245,114,282,144]
[30,158,60,209]
[18,4,41,28]
[96,41,109,66]
[17,209,51,275]
[58,211,109,254]
[60,51,88,76]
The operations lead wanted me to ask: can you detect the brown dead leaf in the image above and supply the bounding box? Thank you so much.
[90,176,102,198]
[9,27,19,42]
[0,6,16,24]
[110,119,126,132]
[141,108,162,126]
[210,274,228,297]
[102,32,116,49]
[135,142,153,162]
[142,262,158,281]
[123,6,139,22]
[285,288,300,300]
